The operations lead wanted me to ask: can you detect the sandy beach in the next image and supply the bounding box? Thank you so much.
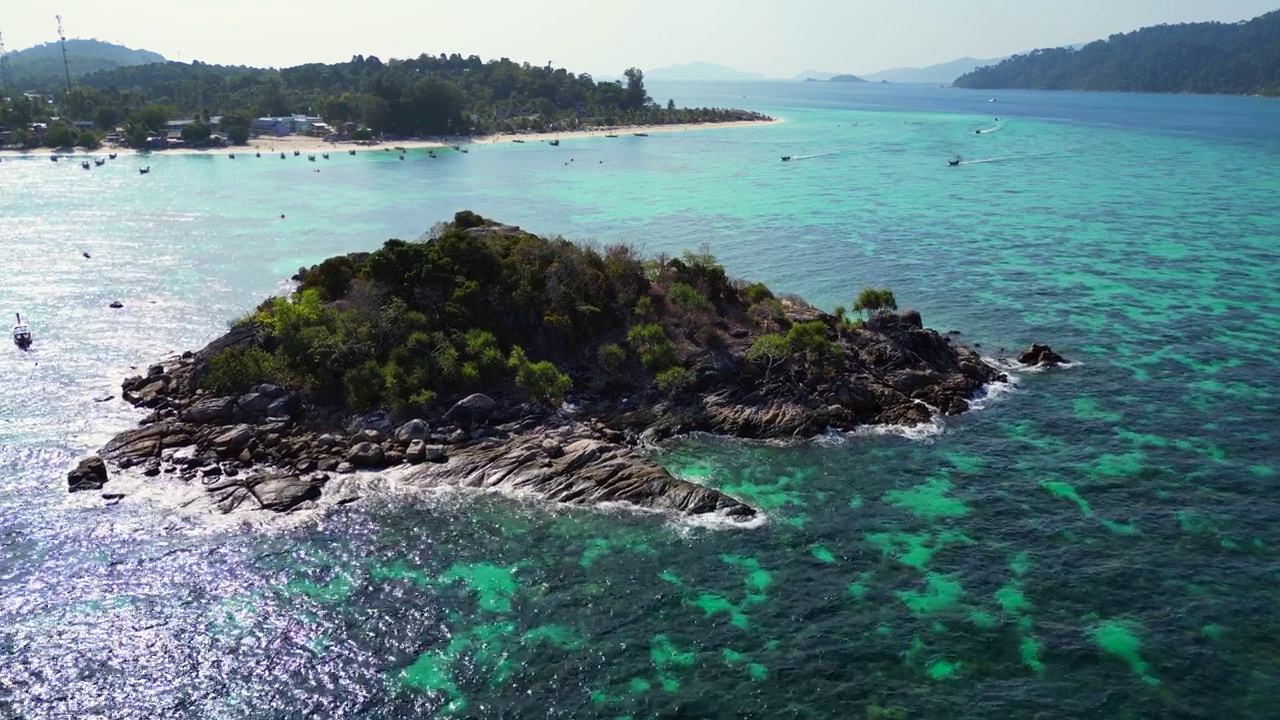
[0,119,780,157]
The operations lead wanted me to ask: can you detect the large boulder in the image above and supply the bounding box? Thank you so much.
[346,441,385,468]
[235,392,275,417]
[68,456,109,492]
[1018,344,1067,366]
[443,393,497,429]
[183,396,236,424]
[346,410,394,436]
[394,419,429,443]
[210,424,255,457]
[248,475,322,512]
[266,393,301,417]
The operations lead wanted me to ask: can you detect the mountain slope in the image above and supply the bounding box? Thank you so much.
[954,11,1280,94]
[6,39,165,88]
[860,56,1007,84]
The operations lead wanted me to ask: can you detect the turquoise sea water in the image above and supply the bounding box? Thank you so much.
[2,82,1279,718]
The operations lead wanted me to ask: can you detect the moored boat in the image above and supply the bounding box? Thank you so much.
[139,166,150,174]
[548,139,560,146]
[12,314,32,350]
[108,153,118,159]
[94,157,106,166]
[634,133,648,137]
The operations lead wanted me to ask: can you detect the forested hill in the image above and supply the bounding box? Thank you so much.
[17,53,763,137]
[953,9,1280,95]
[6,39,165,88]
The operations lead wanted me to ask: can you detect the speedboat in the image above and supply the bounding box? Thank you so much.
[548,140,560,146]
[634,133,648,137]
[605,134,619,138]
[12,314,32,350]
[781,155,792,161]
[949,159,961,166]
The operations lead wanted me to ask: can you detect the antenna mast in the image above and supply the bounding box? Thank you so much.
[56,15,72,94]
[0,30,11,97]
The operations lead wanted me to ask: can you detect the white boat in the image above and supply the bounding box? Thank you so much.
[12,313,32,349]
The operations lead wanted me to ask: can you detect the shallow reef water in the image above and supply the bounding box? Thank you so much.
[2,82,1279,718]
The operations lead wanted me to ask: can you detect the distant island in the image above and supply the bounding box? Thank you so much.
[644,61,768,82]
[955,9,1280,95]
[0,49,772,151]
[859,56,1008,85]
[800,74,868,83]
[68,212,1017,520]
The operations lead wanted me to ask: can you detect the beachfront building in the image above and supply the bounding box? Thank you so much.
[252,117,292,136]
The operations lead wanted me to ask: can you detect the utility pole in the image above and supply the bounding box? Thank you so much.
[56,15,72,94]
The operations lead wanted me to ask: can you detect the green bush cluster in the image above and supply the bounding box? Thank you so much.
[508,346,572,406]
[852,287,897,318]
[627,323,677,372]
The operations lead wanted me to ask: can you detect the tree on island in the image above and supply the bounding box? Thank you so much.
[852,287,898,319]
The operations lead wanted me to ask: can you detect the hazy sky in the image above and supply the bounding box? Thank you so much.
[5,0,1277,77]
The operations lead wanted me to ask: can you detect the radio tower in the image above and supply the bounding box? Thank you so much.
[56,15,72,93]
[0,30,11,98]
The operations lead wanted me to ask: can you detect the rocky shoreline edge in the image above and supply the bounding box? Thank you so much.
[66,313,1063,523]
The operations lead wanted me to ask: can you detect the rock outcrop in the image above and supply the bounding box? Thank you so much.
[1017,343,1067,366]
[76,267,1011,523]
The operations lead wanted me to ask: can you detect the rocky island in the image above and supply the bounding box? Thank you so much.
[69,212,1028,523]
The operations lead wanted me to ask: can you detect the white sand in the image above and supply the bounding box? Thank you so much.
[1,119,780,156]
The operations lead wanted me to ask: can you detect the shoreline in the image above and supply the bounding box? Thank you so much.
[0,118,781,157]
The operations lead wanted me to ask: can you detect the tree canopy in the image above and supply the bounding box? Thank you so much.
[3,50,760,137]
[954,9,1280,95]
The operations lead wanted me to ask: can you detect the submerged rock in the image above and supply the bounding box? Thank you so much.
[1018,343,1067,366]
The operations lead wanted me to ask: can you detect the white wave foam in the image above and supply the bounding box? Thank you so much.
[848,413,946,442]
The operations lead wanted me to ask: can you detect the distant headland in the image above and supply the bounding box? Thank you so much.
[0,53,773,153]
[954,8,1280,96]
[66,212,1049,521]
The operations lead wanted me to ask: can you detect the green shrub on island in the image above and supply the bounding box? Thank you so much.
[199,211,889,418]
[852,287,898,318]
[508,346,573,406]
[655,366,696,399]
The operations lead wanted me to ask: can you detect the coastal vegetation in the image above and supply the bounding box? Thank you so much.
[203,212,736,411]
[954,9,1280,95]
[199,212,933,422]
[1,51,767,145]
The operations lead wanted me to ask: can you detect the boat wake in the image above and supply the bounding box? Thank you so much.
[789,149,855,161]
[956,155,1023,166]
